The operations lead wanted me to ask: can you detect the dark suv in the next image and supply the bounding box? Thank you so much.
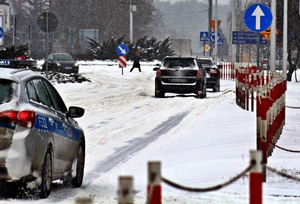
[199,57,221,92]
[153,56,207,98]
[0,68,85,198]
[43,53,79,74]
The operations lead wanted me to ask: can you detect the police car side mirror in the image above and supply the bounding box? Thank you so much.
[68,106,85,118]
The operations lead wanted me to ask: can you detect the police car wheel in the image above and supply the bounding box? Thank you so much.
[39,150,52,198]
[72,142,85,187]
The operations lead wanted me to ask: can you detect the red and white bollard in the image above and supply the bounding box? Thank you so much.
[147,161,162,204]
[118,176,134,204]
[249,150,263,204]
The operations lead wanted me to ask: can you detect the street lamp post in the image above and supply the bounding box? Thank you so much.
[283,0,288,78]
[214,0,218,63]
[270,0,276,73]
[129,0,133,43]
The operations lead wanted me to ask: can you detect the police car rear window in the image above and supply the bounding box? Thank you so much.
[0,80,13,104]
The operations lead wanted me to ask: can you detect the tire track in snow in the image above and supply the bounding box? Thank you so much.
[84,110,190,185]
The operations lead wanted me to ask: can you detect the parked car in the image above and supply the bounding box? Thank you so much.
[153,56,207,98]
[0,68,85,198]
[43,53,79,74]
[199,56,221,92]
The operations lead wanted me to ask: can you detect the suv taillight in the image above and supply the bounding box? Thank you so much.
[156,69,161,77]
[197,70,202,78]
[209,69,218,74]
[0,110,36,128]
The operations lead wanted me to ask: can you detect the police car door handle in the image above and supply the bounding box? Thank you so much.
[48,118,54,125]
[63,123,68,130]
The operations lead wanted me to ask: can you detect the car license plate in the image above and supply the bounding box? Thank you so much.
[171,78,187,82]
[65,66,72,69]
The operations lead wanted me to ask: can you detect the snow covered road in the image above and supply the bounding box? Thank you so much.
[2,62,300,204]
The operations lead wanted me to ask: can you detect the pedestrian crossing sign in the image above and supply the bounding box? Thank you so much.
[200,32,210,41]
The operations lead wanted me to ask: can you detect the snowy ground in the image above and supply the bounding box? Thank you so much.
[1,61,300,203]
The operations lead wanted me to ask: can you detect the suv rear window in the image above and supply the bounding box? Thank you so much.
[200,59,213,65]
[163,58,195,68]
[0,80,14,104]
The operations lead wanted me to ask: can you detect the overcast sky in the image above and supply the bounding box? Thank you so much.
[157,0,230,5]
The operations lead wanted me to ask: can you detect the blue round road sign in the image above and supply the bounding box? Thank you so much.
[0,27,4,38]
[244,4,272,33]
[116,44,129,57]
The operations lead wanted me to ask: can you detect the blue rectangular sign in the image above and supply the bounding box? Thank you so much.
[232,31,266,44]
[200,32,210,42]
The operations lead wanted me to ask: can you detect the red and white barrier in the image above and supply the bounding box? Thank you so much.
[249,150,263,204]
[118,176,134,204]
[220,62,235,80]
[147,161,162,204]
[119,56,127,68]
[235,66,286,167]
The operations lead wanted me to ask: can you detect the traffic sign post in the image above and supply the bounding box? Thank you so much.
[0,27,4,46]
[200,32,210,41]
[218,38,224,46]
[244,4,272,69]
[209,32,220,43]
[116,44,129,75]
[209,20,221,31]
[37,12,58,79]
[0,27,4,38]
[232,31,266,44]
[244,4,272,33]
[116,44,129,57]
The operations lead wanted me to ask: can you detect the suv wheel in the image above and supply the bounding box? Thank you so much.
[155,85,165,98]
[213,79,220,92]
[155,90,165,98]
[198,83,206,99]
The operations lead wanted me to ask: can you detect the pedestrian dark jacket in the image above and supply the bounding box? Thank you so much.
[132,56,140,68]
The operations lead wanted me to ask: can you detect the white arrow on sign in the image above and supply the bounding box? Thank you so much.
[118,46,127,55]
[252,5,265,30]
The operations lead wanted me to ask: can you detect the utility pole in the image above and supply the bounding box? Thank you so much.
[270,0,276,73]
[282,0,287,78]
[129,0,133,43]
[214,0,218,63]
[231,0,236,63]
[119,0,142,43]
[209,0,212,56]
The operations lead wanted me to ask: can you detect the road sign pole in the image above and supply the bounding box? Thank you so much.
[214,0,218,63]
[270,1,276,73]
[46,12,49,78]
[256,33,259,68]
[283,0,288,78]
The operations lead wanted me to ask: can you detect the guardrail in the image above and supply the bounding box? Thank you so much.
[220,62,236,80]
[116,150,300,204]
[235,65,286,170]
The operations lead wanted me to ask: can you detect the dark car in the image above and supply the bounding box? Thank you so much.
[43,53,79,74]
[199,57,221,92]
[153,56,207,98]
[0,68,85,198]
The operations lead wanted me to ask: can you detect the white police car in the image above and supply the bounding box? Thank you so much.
[0,68,85,198]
